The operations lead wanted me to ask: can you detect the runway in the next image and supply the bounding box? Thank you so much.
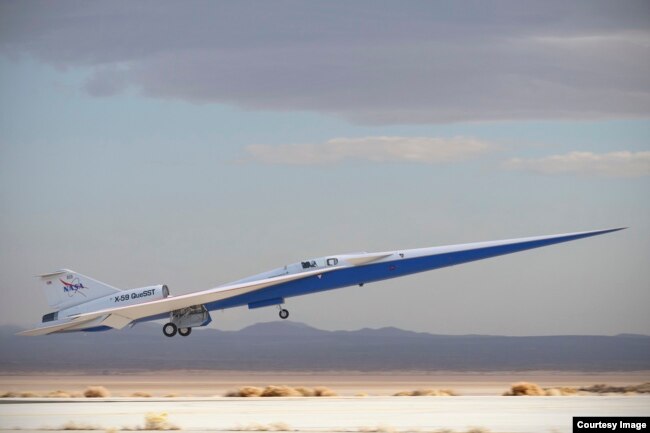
[1,396,649,432]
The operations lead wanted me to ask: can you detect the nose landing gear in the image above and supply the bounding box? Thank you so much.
[278,307,289,319]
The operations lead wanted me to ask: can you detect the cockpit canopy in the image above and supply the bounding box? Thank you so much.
[300,257,339,269]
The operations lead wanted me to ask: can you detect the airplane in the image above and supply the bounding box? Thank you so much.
[20,227,624,337]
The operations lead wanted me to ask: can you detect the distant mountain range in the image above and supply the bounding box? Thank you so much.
[1,321,649,372]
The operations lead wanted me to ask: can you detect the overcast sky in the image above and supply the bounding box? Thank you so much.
[1,1,649,336]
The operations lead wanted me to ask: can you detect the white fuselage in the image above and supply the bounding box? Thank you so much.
[45,285,169,323]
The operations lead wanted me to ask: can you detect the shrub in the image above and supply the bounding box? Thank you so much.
[226,386,263,397]
[313,386,337,397]
[579,383,650,394]
[260,385,302,397]
[83,386,110,398]
[504,382,578,396]
[47,390,72,398]
[226,385,337,397]
[144,412,179,430]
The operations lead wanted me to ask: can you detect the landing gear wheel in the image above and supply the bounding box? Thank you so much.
[178,327,192,337]
[279,308,289,320]
[163,322,177,337]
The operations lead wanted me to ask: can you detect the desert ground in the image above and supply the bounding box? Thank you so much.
[2,370,649,397]
[2,395,650,433]
[1,371,649,433]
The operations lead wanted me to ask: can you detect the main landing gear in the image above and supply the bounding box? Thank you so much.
[162,305,209,337]
[162,322,192,337]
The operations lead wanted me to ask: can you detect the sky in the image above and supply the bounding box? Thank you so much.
[0,1,649,336]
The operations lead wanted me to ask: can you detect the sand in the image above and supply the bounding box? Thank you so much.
[1,370,648,397]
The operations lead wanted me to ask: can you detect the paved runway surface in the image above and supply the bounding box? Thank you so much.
[1,396,649,432]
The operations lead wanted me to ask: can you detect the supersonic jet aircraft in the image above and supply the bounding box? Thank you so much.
[21,228,624,337]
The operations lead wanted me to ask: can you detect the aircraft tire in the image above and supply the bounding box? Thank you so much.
[178,327,192,337]
[163,322,177,337]
[279,309,289,319]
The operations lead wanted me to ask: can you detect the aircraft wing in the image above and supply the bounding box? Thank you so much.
[19,266,338,336]
[17,316,104,336]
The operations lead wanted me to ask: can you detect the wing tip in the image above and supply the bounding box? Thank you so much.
[16,328,44,337]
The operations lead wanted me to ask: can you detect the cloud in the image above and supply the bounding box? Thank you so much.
[84,65,129,97]
[245,136,491,165]
[503,151,650,177]
[1,1,649,124]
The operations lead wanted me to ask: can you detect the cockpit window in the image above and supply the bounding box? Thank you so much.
[326,258,339,266]
[301,260,317,269]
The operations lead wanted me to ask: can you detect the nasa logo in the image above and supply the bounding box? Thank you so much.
[60,278,87,297]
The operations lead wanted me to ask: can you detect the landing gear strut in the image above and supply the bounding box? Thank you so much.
[163,322,177,337]
[278,308,289,319]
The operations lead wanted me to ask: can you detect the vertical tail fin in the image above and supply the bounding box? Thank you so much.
[38,269,120,311]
